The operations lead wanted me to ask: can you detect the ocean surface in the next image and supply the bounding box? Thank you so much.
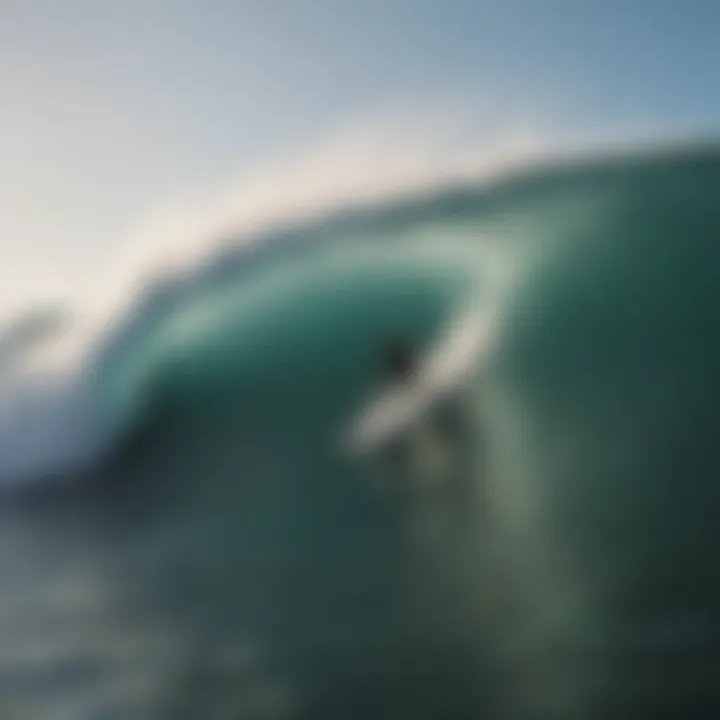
[0,144,719,718]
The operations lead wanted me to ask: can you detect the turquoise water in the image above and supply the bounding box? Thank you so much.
[1,145,719,718]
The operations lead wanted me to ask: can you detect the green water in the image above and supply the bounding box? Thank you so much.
[1,145,720,718]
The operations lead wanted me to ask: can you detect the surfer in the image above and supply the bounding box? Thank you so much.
[364,336,420,480]
[378,335,465,438]
[346,329,481,493]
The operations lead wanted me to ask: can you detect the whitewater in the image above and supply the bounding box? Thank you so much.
[0,138,719,718]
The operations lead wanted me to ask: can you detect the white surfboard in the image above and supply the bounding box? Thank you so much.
[344,308,494,459]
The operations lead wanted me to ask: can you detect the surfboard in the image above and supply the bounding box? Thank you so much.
[343,308,492,462]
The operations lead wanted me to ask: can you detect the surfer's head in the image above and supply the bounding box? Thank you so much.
[381,336,416,382]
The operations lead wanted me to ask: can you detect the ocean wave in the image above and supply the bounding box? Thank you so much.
[0,140,717,490]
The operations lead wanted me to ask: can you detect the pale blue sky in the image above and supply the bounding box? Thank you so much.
[0,0,718,308]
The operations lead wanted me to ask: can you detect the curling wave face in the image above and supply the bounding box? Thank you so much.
[0,144,719,717]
